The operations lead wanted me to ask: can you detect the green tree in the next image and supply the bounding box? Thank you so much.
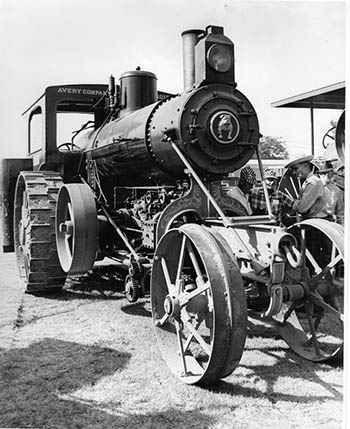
[254,136,289,159]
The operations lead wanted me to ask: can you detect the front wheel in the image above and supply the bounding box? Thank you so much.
[151,224,247,385]
[274,219,344,362]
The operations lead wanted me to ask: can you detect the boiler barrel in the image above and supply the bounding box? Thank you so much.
[87,102,164,186]
[86,84,259,186]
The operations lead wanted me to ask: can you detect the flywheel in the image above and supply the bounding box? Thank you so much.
[56,183,98,274]
[151,223,247,385]
[13,171,67,293]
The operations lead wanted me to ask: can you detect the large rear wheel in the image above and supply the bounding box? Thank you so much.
[151,224,247,385]
[14,171,66,293]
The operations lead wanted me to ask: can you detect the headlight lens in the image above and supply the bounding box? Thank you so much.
[207,44,233,73]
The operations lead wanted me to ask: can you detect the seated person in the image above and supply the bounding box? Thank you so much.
[226,166,256,215]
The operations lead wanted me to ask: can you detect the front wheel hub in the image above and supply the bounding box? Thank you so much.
[283,282,306,302]
[164,295,180,318]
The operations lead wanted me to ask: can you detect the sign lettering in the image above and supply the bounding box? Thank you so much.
[57,87,105,97]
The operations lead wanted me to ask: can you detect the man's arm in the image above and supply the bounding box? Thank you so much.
[293,180,323,214]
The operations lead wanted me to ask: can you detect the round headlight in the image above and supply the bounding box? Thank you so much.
[206,44,233,73]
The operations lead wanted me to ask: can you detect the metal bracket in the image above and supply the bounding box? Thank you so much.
[271,261,285,284]
[263,284,283,318]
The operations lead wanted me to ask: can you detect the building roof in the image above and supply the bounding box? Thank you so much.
[271,81,345,110]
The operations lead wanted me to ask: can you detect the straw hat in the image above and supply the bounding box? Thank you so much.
[284,154,313,169]
[264,168,278,180]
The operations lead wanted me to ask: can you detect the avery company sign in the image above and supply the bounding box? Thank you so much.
[57,87,105,96]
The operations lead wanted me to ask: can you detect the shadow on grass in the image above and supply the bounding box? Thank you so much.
[35,265,127,301]
[246,314,280,339]
[207,344,343,404]
[36,266,153,310]
[121,301,152,318]
[65,265,125,297]
[0,339,213,429]
[202,312,343,404]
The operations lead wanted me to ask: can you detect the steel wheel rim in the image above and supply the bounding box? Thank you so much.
[151,224,247,384]
[276,220,344,362]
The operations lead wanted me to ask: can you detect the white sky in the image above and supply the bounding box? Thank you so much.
[0,0,346,159]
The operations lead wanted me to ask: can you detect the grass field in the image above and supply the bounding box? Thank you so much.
[0,254,343,429]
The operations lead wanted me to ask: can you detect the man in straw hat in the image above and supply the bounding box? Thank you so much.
[250,168,294,225]
[315,159,344,225]
[284,154,328,221]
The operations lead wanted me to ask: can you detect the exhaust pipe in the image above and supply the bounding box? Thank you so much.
[181,29,204,90]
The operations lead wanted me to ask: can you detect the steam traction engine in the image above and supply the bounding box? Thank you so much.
[1,25,344,385]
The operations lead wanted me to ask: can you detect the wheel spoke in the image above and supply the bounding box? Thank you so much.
[305,302,322,357]
[175,320,189,376]
[183,319,200,352]
[309,291,344,322]
[65,235,73,261]
[180,281,210,308]
[176,235,187,292]
[67,202,73,220]
[308,254,343,287]
[186,241,205,283]
[305,248,322,274]
[184,318,211,356]
[281,301,300,324]
[311,311,322,334]
[330,243,337,276]
[154,312,170,327]
[161,257,176,295]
